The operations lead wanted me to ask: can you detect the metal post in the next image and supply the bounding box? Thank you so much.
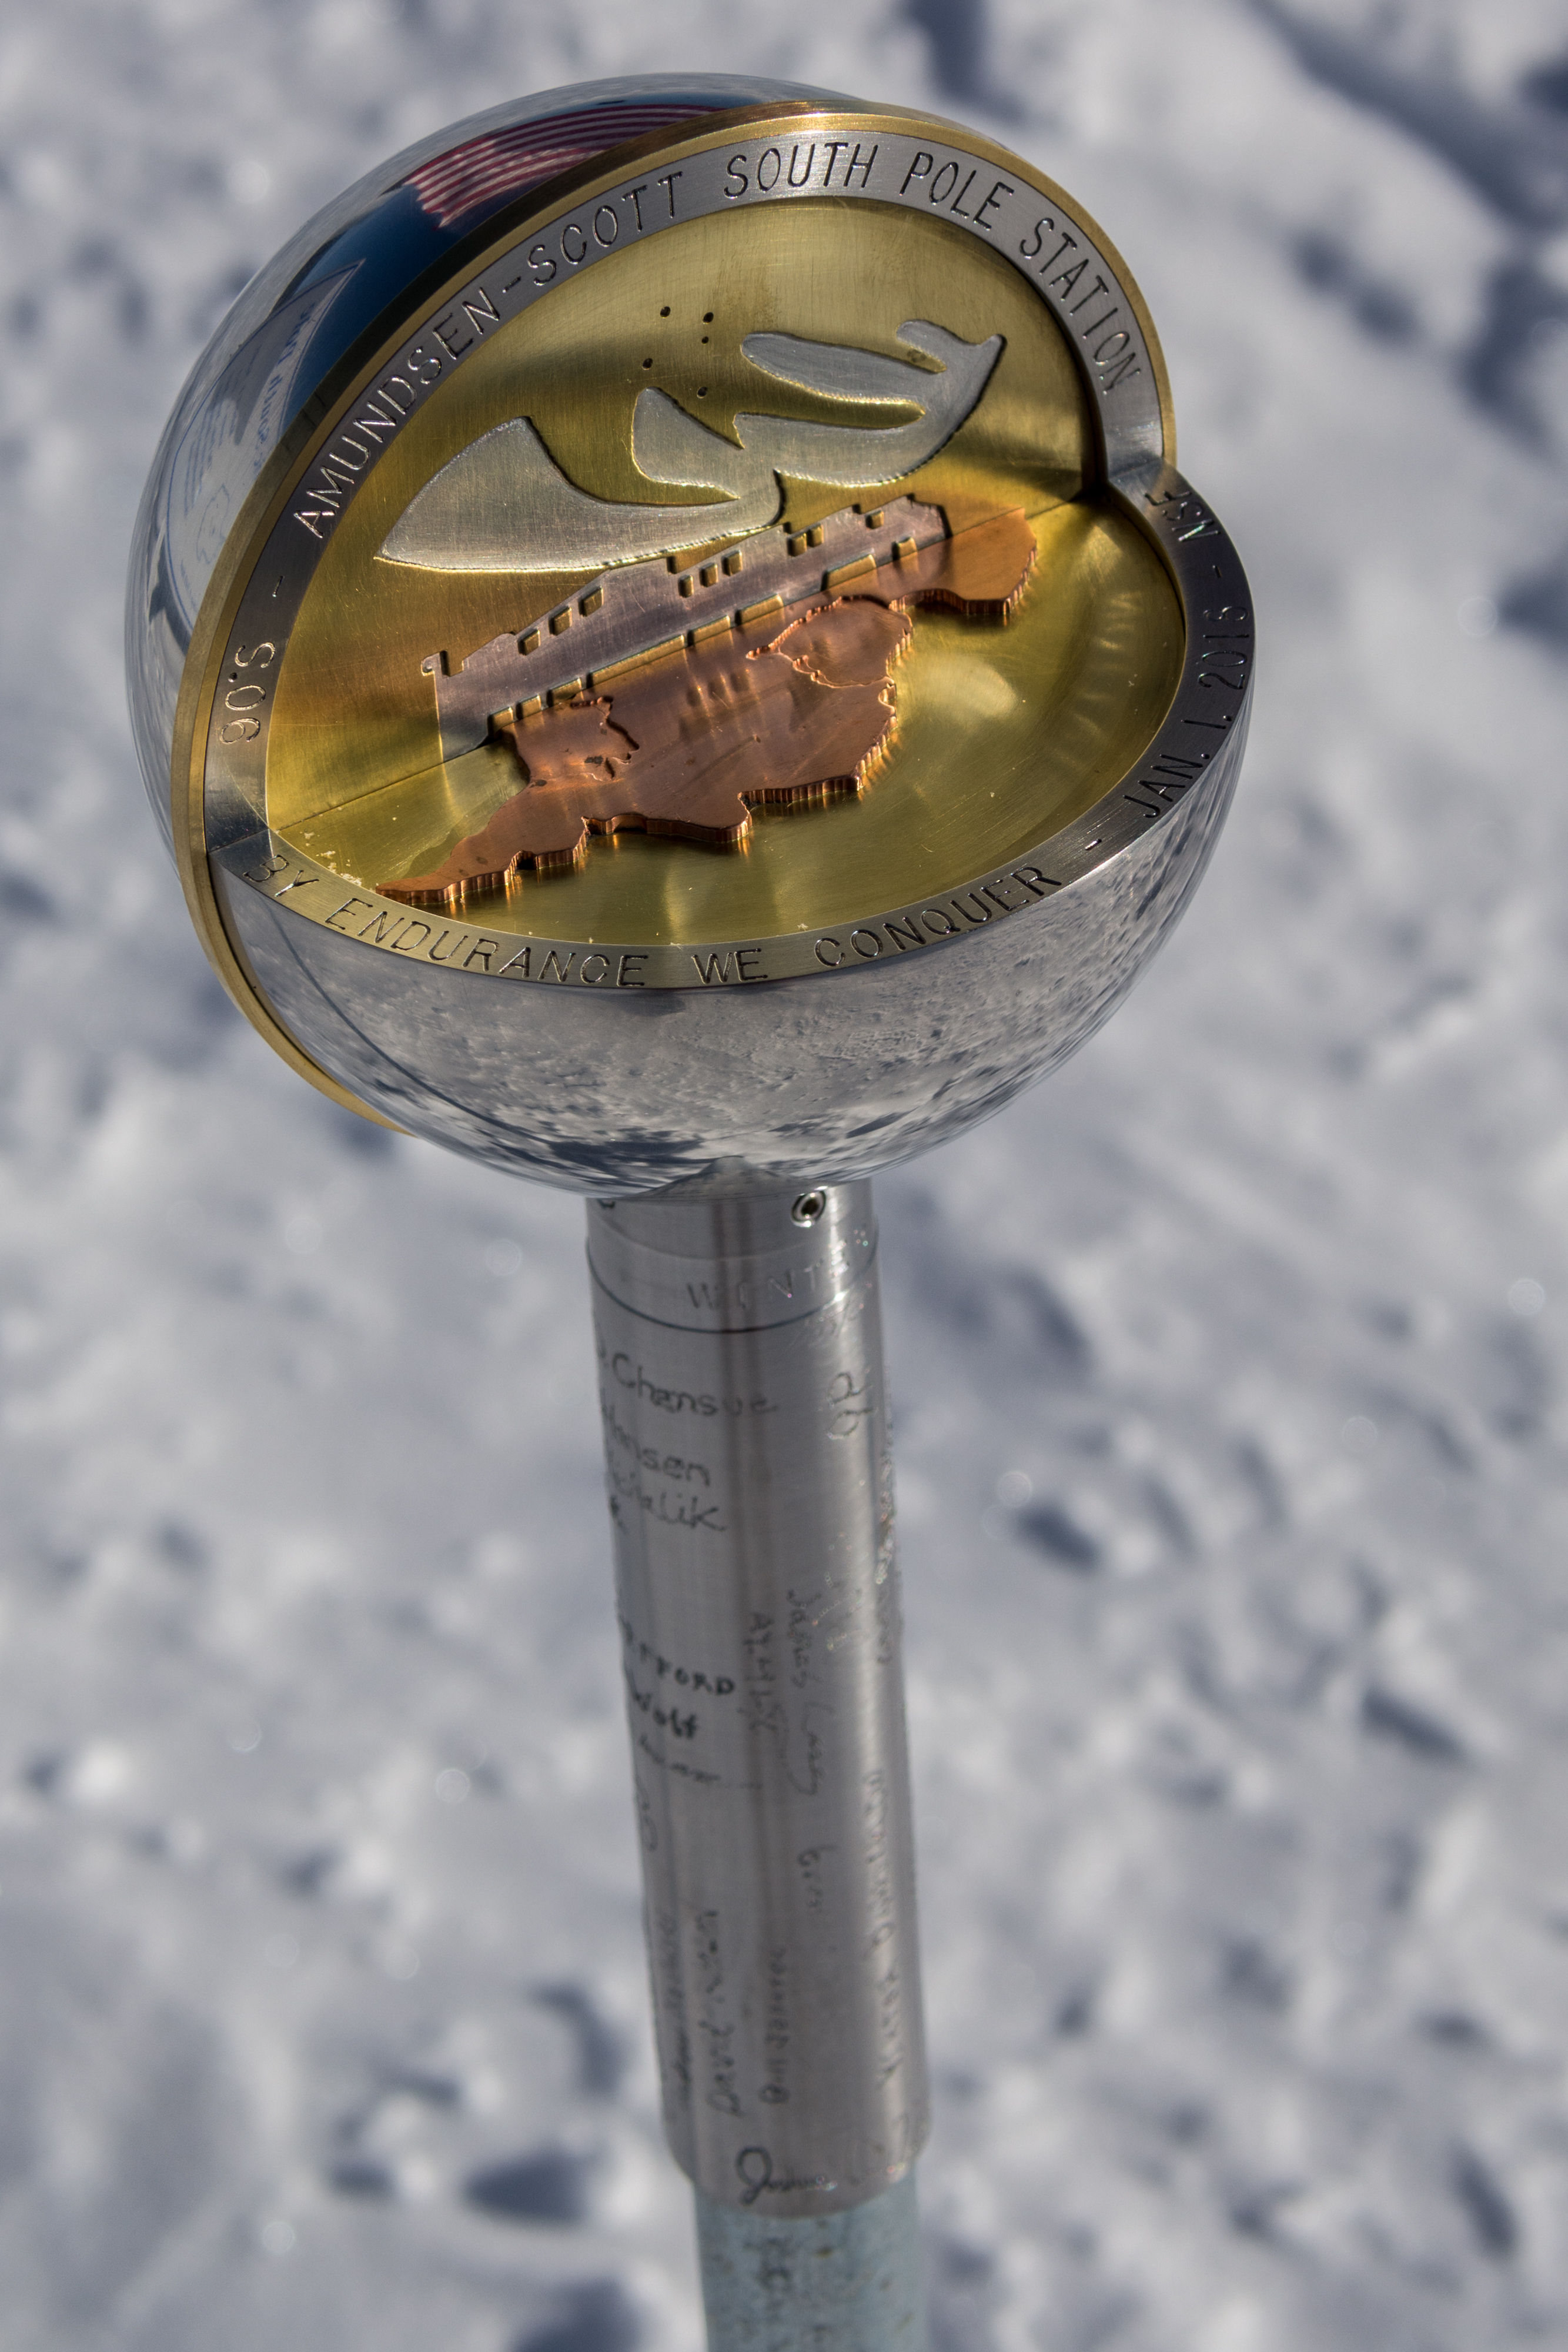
[128,72,1254,2349]
[586,1182,928,2346]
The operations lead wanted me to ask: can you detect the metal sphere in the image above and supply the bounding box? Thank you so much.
[127,77,1252,1197]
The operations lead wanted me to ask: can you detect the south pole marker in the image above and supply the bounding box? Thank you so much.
[128,75,1252,2347]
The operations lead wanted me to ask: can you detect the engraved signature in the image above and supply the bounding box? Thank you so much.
[608,1461,728,1532]
[624,1664,697,1740]
[827,1367,875,1440]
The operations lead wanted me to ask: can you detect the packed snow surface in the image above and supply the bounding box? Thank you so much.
[3,2,1568,2346]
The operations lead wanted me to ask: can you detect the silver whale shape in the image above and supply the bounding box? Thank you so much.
[377,320,1003,576]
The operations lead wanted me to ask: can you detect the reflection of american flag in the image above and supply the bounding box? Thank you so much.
[403,103,715,231]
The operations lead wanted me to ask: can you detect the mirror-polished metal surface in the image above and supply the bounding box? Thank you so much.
[588,1183,926,2217]
[203,459,1246,1197]
[125,79,1235,1172]
[215,662,1243,1196]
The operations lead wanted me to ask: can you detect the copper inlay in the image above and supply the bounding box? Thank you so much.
[379,510,1035,908]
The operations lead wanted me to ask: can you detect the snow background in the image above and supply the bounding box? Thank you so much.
[3,1,1568,2344]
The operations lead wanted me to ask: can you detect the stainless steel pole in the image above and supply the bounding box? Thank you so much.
[586,1182,928,2347]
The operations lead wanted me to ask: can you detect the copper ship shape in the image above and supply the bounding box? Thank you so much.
[421,496,951,766]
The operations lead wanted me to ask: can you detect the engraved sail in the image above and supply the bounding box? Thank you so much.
[377,320,1004,576]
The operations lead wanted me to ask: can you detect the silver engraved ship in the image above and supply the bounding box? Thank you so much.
[403,316,1001,761]
[423,495,947,763]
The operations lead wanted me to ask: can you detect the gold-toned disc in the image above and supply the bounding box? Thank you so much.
[260,190,1181,945]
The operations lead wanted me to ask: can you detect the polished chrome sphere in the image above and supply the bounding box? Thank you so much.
[127,76,1251,1197]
